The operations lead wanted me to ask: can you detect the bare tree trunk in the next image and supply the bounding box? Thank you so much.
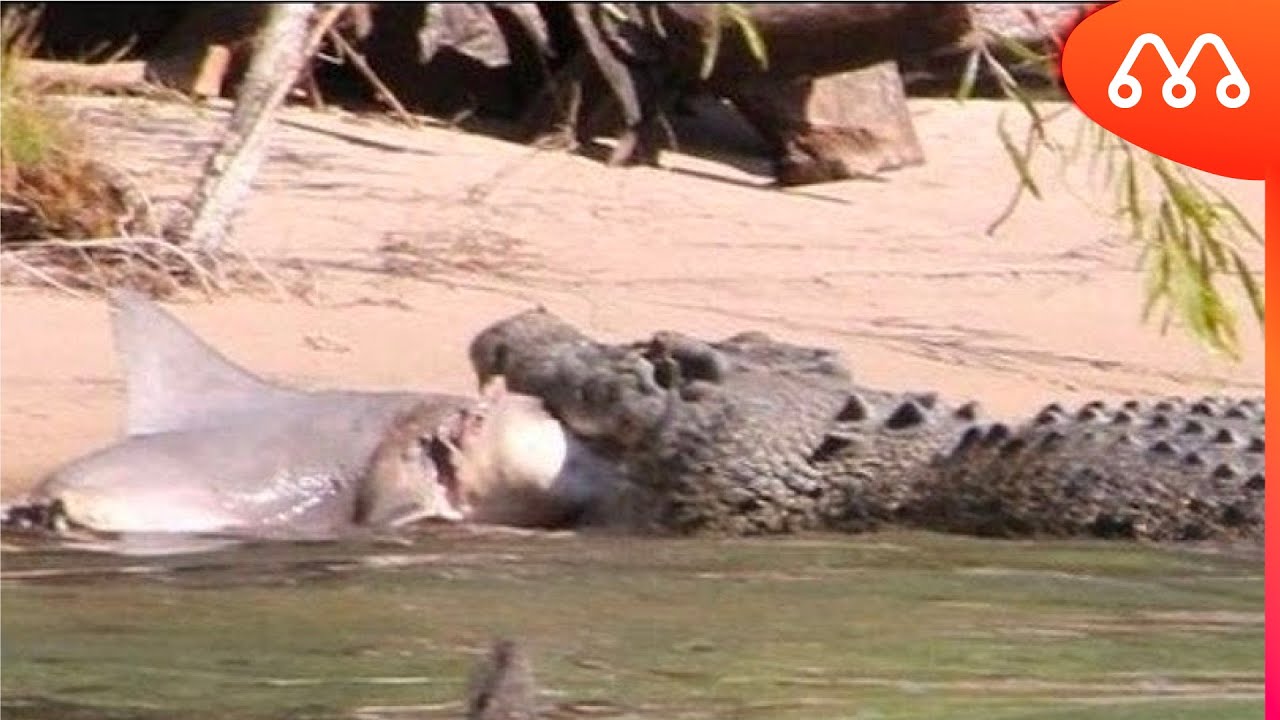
[179,3,317,252]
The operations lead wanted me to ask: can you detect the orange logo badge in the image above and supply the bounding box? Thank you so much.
[1060,0,1276,180]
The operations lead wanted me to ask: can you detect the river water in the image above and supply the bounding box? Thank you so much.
[0,527,1263,719]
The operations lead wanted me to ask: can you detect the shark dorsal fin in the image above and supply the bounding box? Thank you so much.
[109,289,302,435]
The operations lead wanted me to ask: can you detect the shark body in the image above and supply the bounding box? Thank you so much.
[18,291,472,537]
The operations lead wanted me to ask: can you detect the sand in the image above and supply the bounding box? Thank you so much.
[0,96,1263,497]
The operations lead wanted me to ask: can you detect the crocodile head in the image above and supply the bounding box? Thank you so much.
[468,309,861,533]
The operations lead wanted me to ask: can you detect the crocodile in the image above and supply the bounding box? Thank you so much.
[468,308,1266,542]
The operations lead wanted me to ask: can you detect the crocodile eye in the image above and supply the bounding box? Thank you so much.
[652,357,680,389]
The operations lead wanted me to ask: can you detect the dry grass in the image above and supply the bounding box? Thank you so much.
[0,8,148,244]
[0,8,295,301]
[0,8,272,299]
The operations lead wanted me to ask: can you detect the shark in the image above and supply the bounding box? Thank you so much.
[1,292,628,543]
[8,290,478,538]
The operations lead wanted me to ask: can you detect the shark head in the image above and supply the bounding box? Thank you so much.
[358,400,476,527]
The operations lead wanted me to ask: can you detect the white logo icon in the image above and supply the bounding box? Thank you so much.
[1108,33,1249,109]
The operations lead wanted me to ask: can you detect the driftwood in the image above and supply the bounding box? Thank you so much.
[12,50,234,98]
[657,3,972,84]
[179,4,334,252]
[11,58,150,93]
[510,3,969,181]
[601,4,969,176]
[323,23,417,127]
[14,3,994,187]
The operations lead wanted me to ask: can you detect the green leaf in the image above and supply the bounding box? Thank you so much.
[727,4,768,71]
[954,48,982,102]
[983,50,1047,140]
[1231,250,1266,326]
[1141,243,1171,324]
[600,3,629,22]
[957,29,1262,356]
[997,113,1041,199]
[1066,108,1090,164]
[1211,186,1263,244]
[1120,155,1141,237]
[1143,224,1173,329]
[995,32,1053,67]
[699,6,724,80]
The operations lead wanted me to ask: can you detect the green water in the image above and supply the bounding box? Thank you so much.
[0,528,1263,719]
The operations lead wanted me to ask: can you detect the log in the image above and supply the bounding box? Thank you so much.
[11,59,151,94]
[563,3,972,173]
[658,3,974,85]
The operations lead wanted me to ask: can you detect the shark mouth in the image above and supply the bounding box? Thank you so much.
[427,433,469,519]
[426,400,491,520]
